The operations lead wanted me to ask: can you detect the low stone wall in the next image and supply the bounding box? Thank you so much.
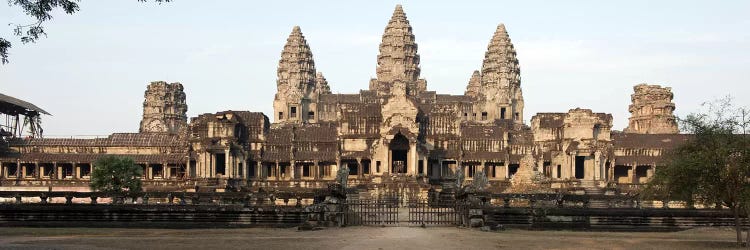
[485,207,748,231]
[0,204,306,228]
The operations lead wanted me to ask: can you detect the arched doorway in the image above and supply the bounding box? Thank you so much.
[389,133,409,174]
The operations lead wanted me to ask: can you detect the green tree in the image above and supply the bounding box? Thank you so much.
[90,155,143,193]
[1,0,169,64]
[645,98,750,246]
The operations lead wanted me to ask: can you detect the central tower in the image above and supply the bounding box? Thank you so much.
[370,5,426,97]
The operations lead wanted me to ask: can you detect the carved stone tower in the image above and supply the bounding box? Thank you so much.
[139,81,188,134]
[370,5,426,97]
[465,70,482,98]
[468,24,524,123]
[624,84,679,134]
[274,26,320,123]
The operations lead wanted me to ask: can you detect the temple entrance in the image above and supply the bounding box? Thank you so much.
[574,156,585,179]
[215,153,226,176]
[390,133,409,174]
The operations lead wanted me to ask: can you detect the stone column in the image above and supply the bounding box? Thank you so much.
[290,161,296,180]
[275,162,280,180]
[74,163,81,179]
[33,162,39,179]
[16,159,21,179]
[225,149,231,178]
[314,161,320,180]
[570,153,576,179]
[335,158,341,176]
[594,151,601,180]
[356,158,362,178]
[408,144,417,175]
[52,162,58,180]
[210,153,216,178]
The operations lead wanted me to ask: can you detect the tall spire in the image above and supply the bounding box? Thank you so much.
[465,70,482,98]
[476,24,524,124]
[277,26,316,100]
[371,4,423,96]
[315,72,331,95]
[480,24,520,89]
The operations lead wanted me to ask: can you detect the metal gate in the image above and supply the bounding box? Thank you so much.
[345,199,399,226]
[407,200,463,226]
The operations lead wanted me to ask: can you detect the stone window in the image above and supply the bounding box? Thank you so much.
[278,112,283,120]
[6,164,18,178]
[481,112,488,120]
[80,164,91,178]
[302,165,311,177]
[290,107,297,118]
[308,111,315,119]
[501,108,506,119]
[24,165,34,178]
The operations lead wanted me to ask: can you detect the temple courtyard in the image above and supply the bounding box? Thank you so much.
[0,227,743,249]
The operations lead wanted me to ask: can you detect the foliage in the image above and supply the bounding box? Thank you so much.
[645,97,750,245]
[89,155,143,193]
[2,0,170,64]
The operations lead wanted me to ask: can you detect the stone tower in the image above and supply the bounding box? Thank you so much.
[273,26,322,123]
[139,81,188,134]
[468,24,524,123]
[624,84,679,134]
[315,72,331,95]
[370,5,426,97]
[465,70,482,98]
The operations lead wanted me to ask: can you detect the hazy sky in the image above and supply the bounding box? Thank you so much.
[1,1,748,136]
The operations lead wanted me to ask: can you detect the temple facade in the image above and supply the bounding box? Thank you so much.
[0,5,686,192]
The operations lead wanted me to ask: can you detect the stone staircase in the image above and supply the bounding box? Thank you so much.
[580,180,608,208]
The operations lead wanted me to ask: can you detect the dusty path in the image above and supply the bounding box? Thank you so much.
[0,227,744,249]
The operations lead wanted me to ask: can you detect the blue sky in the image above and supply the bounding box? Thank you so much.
[1,1,749,136]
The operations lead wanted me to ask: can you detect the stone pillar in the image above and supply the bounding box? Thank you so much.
[314,161,320,180]
[630,161,637,184]
[34,162,40,179]
[275,162,280,180]
[387,150,392,174]
[225,149,231,178]
[256,161,262,179]
[594,151,601,180]
[335,159,341,176]
[210,153,216,178]
[74,163,81,179]
[290,161,296,180]
[16,159,21,179]
[570,153,576,179]
[52,162,58,180]
[356,158,362,178]
[408,144,417,175]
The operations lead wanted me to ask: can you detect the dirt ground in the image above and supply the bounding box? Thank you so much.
[0,226,745,250]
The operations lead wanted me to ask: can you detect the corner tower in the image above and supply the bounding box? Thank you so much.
[624,84,678,134]
[468,24,524,123]
[370,5,426,97]
[274,26,326,123]
[139,81,188,134]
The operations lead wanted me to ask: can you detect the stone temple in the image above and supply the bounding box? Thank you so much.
[0,5,688,193]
